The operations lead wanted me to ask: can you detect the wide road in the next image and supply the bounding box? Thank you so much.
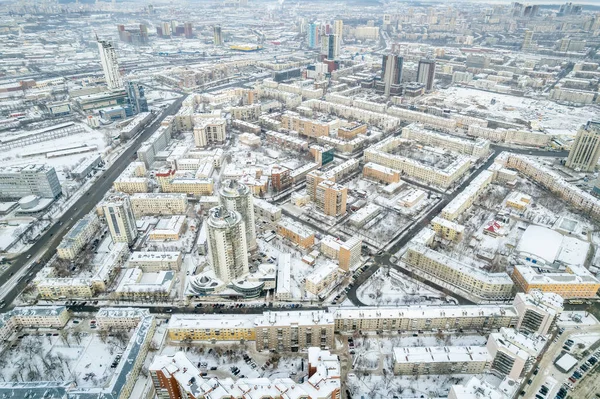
[346,145,569,307]
[0,96,186,311]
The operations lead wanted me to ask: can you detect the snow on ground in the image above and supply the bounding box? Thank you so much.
[161,341,306,382]
[356,267,453,306]
[0,123,112,182]
[0,330,131,387]
[434,86,598,136]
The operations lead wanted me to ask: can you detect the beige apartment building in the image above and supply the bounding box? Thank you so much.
[281,111,337,138]
[393,346,491,375]
[316,180,347,216]
[128,251,183,272]
[363,162,401,184]
[254,310,335,352]
[403,244,515,301]
[305,262,340,296]
[156,169,214,196]
[130,193,188,217]
[364,136,472,189]
[277,219,315,248]
[56,214,100,260]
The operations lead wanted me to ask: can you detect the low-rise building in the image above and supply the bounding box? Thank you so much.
[166,314,256,341]
[254,198,282,223]
[363,162,401,184]
[56,214,101,260]
[115,268,175,299]
[148,215,187,241]
[393,346,491,375]
[128,251,183,272]
[130,193,188,217]
[305,262,340,296]
[431,216,465,242]
[277,219,315,248]
[512,264,600,299]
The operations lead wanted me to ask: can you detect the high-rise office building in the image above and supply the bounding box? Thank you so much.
[566,121,600,172]
[0,164,62,200]
[162,22,172,37]
[97,38,123,90]
[417,58,436,91]
[206,206,249,283]
[214,26,223,46]
[219,180,257,250]
[184,22,193,39]
[102,194,138,245]
[126,81,148,114]
[307,23,319,49]
[382,54,403,96]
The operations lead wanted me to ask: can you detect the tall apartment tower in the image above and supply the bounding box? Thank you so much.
[333,19,343,54]
[307,23,319,48]
[321,34,339,60]
[382,54,403,96]
[96,38,123,90]
[206,206,249,283]
[522,29,533,50]
[219,179,257,250]
[213,26,223,46]
[417,58,436,91]
[315,180,347,217]
[184,22,193,39]
[566,121,600,172]
[102,194,138,245]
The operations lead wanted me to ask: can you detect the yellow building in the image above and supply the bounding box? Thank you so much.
[130,193,188,217]
[431,216,465,242]
[505,192,532,211]
[113,178,149,194]
[167,314,256,341]
[512,265,600,299]
[281,111,335,138]
[316,180,347,217]
[338,123,367,139]
[277,219,315,248]
[305,262,339,296]
[363,162,401,184]
[156,169,214,196]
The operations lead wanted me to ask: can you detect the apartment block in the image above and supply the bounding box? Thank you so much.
[404,244,514,301]
[332,306,518,333]
[156,169,214,196]
[364,136,472,189]
[281,111,337,138]
[440,170,493,221]
[305,262,340,296]
[56,213,101,260]
[430,216,465,242]
[277,219,315,248]
[513,291,562,335]
[254,311,335,352]
[363,162,401,184]
[254,198,282,223]
[130,193,188,217]
[193,117,226,147]
[402,124,490,159]
[128,251,183,272]
[512,264,600,299]
[315,180,347,216]
[393,346,491,375]
[166,314,256,342]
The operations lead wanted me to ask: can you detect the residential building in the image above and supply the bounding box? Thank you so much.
[102,193,138,245]
[315,180,347,217]
[513,291,563,335]
[512,264,600,299]
[254,311,335,351]
[213,25,223,46]
[219,179,257,250]
[149,348,340,399]
[128,251,183,272]
[431,216,465,242]
[393,346,491,375]
[115,268,175,299]
[56,214,101,260]
[193,118,226,147]
[486,328,544,379]
[332,306,518,333]
[149,215,187,241]
[277,219,315,248]
[566,121,600,172]
[363,162,400,184]
[271,164,293,192]
[404,244,514,301]
[130,193,188,217]
[254,198,282,223]
[307,22,319,48]
[339,236,362,271]
[166,314,256,341]
[305,262,340,296]
[206,206,249,283]
[281,111,337,138]
[97,38,123,90]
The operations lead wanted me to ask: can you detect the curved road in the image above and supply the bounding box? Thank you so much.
[0,96,185,311]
